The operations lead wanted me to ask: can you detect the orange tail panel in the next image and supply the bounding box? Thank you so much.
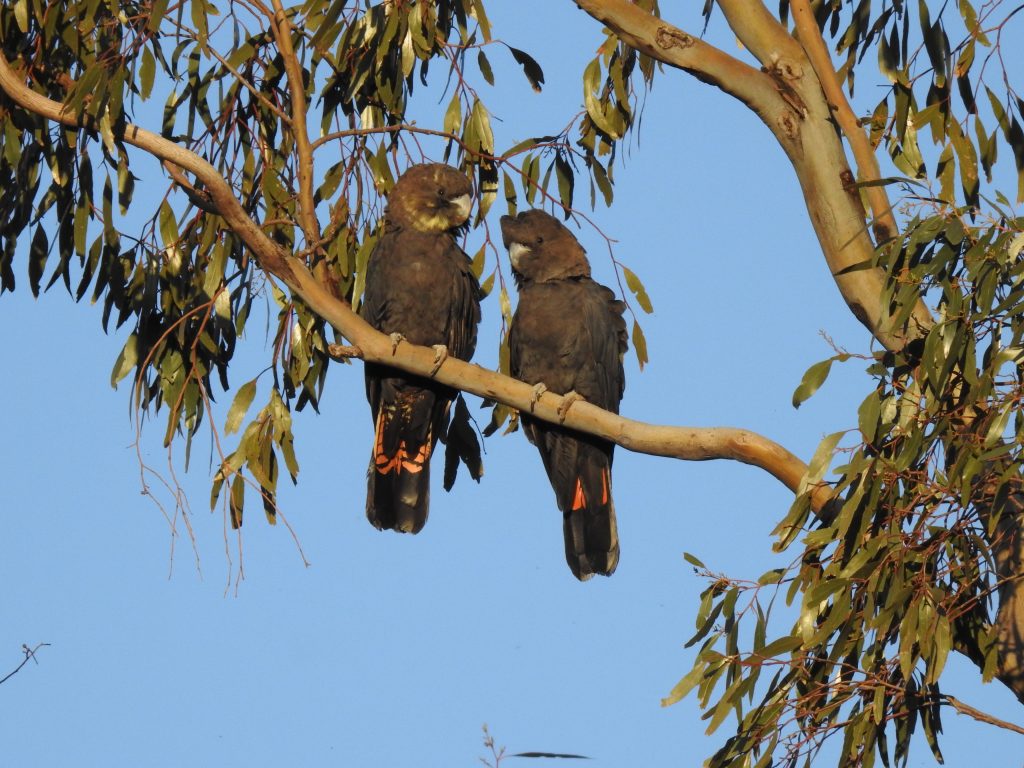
[571,478,587,511]
[373,409,431,475]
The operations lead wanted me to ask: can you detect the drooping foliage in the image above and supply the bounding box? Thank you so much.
[661,3,1024,766]
[0,0,653,527]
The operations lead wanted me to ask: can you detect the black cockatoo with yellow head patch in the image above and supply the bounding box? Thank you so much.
[359,163,482,533]
[501,209,628,580]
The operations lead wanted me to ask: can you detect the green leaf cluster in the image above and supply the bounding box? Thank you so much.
[817,0,1024,204]
[652,4,1024,763]
[667,204,1024,767]
[0,0,661,525]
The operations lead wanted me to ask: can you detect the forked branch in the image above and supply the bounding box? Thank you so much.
[789,0,897,242]
[571,0,933,351]
[572,0,777,113]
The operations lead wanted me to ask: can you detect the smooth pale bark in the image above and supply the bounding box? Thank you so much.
[574,0,932,350]
[789,0,898,242]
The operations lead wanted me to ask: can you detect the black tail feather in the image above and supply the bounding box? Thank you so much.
[556,443,619,580]
[563,496,619,580]
[365,459,430,533]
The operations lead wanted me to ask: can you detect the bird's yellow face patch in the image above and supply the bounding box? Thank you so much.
[387,163,474,233]
[410,192,471,233]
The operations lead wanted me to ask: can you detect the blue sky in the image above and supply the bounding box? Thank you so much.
[2,3,1023,766]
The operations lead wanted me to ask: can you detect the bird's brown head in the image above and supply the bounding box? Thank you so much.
[386,163,473,234]
[500,209,591,285]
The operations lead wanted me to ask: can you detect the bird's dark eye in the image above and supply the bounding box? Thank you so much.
[536,236,544,244]
[436,188,446,199]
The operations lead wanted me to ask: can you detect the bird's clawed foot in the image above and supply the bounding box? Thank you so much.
[558,391,584,424]
[429,345,448,377]
[529,382,548,413]
[389,333,406,355]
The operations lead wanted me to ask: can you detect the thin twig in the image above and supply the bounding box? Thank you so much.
[943,694,1024,735]
[267,0,322,252]
[0,643,51,686]
[163,160,218,213]
[205,42,292,124]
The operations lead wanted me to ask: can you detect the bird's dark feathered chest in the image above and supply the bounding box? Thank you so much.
[510,277,627,412]
[360,226,480,356]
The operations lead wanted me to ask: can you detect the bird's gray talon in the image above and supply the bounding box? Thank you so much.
[558,391,584,424]
[429,344,448,376]
[530,382,548,413]
[389,332,406,355]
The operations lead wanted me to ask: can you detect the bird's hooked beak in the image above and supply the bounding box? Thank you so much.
[449,193,471,224]
[507,242,530,270]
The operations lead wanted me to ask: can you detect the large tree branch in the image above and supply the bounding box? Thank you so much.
[776,1,1023,699]
[789,0,897,243]
[716,0,805,63]
[0,51,834,516]
[572,0,778,115]
[573,0,933,351]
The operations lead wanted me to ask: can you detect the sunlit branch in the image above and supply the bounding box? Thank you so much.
[572,0,778,114]
[789,0,898,243]
[0,51,835,519]
[572,0,933,352]
[943,694,1024,735]
[716,0,805,65]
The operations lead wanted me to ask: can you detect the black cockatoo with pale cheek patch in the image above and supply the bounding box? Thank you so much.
[359,163,482,533]
[501,209,628,580]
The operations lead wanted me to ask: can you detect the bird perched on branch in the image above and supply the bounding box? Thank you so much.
[359,163,482,533]
[501,209,628,580]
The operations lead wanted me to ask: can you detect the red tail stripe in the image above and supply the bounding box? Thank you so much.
[571,478,586,511]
